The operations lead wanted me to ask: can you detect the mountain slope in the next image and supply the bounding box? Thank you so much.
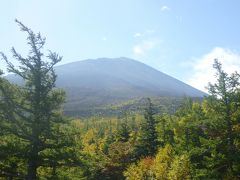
[56,57,204,95]
[55,57,205,115]
[6,57,206,116]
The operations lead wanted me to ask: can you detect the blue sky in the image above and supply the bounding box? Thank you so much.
[1,0,240,92]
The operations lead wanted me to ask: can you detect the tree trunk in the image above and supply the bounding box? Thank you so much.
[27,136,39,180]
[27,158,38,180]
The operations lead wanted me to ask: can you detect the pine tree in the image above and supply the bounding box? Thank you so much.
[117,118,130,142]
[134,98,159,158]
[205,59,240,177]
[0,20,79,179]
[157,113,175,146]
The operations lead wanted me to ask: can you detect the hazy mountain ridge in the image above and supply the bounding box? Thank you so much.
[6,57,206,116]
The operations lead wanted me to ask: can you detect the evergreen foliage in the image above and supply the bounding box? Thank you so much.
[0,20,83,179]
[203,59,240,177]
[134,98,159,158]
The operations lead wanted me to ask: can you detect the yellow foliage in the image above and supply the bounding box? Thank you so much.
[124,157,154,180]
[153,144,173,179]
[168,154,191,180]
[124,145,191,180]
[82,129,97,154]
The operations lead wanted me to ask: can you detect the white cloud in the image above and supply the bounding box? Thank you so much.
[161,5,170,11]
[134,33,142,38]
[187,47,240,93]
[133,40,157,56]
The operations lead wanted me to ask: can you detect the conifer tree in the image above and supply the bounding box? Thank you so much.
[205,59,240,177]
[0,20,80,179]
[134,98,158,158]
[117,119,130,142]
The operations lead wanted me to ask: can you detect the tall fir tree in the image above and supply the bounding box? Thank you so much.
[117,115,130,142]
[0,20,81,179]
[134,98,159,158]
[204,59,240,177]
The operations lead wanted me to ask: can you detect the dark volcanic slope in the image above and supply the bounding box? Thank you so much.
[6,57,206,116]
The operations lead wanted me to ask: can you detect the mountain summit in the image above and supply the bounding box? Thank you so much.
[7,57,206,116]
[56,57,204,96]
[54,57,205,115]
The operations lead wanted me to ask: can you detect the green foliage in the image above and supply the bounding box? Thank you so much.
[205,59,240,177]
[65,96,188,118]
[116,119,130,142]
[134,98,159,158]
[156,113,175,146]
[0,20,85,179]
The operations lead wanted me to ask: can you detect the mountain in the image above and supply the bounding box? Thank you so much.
[6,57,206,116]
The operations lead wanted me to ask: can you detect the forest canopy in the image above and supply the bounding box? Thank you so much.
[0,21,240,179]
